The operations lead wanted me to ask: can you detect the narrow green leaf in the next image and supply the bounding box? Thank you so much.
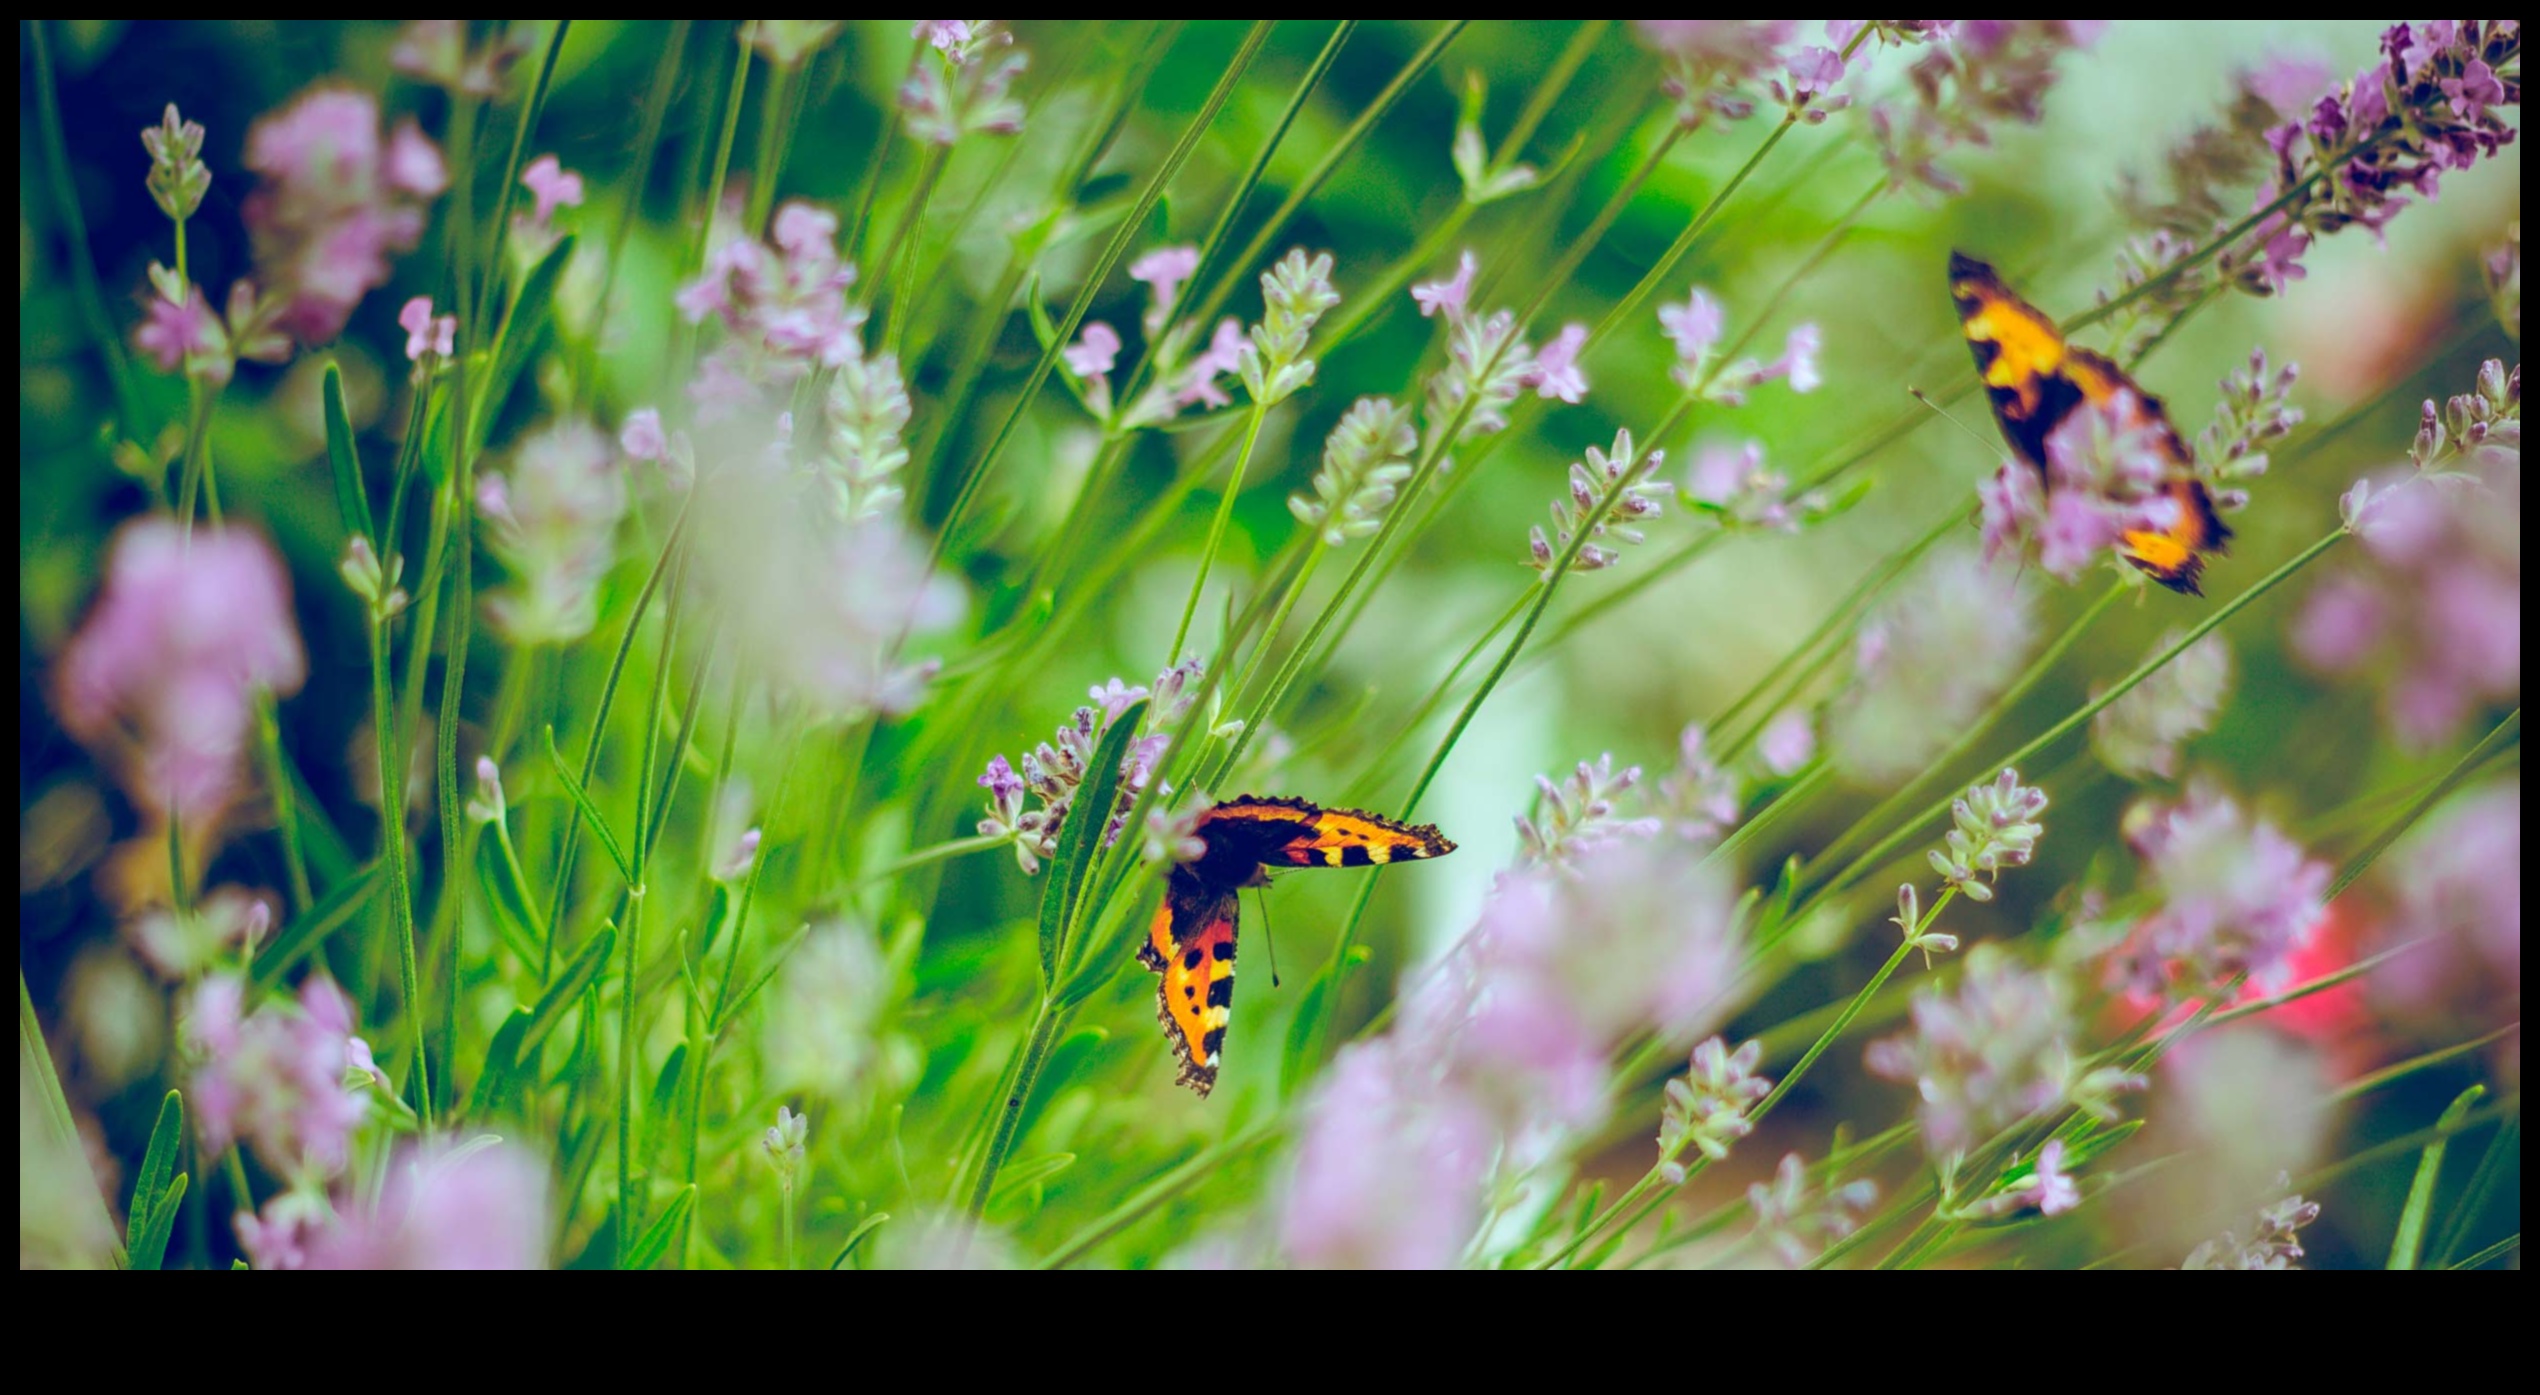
[249,861,386,992]
[1280,970,1333,1098]
[697,882,734,959]
[2449,1233,2521,1270]
[989,1151,1077,1208]
[124,1090,185,1256]
[2390,1085,2485,1270]
[829,1212,891,1269]
[1022,272,1060,353]
[622,1185,696,1271]
[521,926,615,1064]
[321,361,375,544]
[464,1007,535,1119]
[473,835,543,968]
[643,1042,690,1158]
[128,1174,187,1271]
[488,235,576,418]
[544,725,634,886]
[1038,699,1147,986]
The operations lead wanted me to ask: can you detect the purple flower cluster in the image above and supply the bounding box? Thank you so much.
[1413,250,1566,451]
[1511,752,1661,871]
[1525,428,1668,576]
[899,20,1028,145]
[1828,546,2035,788]
[55,521,306,829]
[2113,784,2329,997]
[2179,1190,2321,1270]
[2298,363,2519,749]
[2372,782,2520,1025]
[1280,1036,1492,1269]
[1290,397,1417,546]
[1928,768,2049,903]
[241,86,448,346]
[183,975,372,1183]
[1634,21,1845,130]
[478,421,628,645]
[1658,287,1820,403]
[126,886,269,980]
[1867,945,2143,1160]
[1868,21,2105,196]
[977,660,1203,874]
[678,202,868,416]
[1685,439,1830,534]
[237,1140,548,1270]
[1745,1152,1878,1267]
[2094,629,2232,781]
[1657,1037,1771,1178]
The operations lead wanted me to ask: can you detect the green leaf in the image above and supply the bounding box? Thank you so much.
[464,1007,535,1119]
[2390,1084,2485,1270]
[1022,272,1060,354]
[643,1042,690,1158]
[697,882,734,959]
[544,725,634,886]
[322,362,374,545]
[250,861,386,992]
[128,1174,187,1272]
[487,235,576,423]
[124,1090,185,1258]
[1279,970,1332,1099]
[1037,699,1147,987]
[521,926,615,1065]
[829,1212,891,1269]
[473,835,543,968]
[989,1151,1077,1208]
[622,1185,695,1271]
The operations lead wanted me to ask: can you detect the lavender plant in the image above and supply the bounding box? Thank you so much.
[17,19,2520,1273]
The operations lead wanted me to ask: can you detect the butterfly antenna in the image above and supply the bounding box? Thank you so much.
[1910,386,2005,456]
[1257,889,1282,989]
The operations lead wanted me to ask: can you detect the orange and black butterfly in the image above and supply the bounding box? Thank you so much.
[1948,251,2230,595]
[1138,795,1454,1097]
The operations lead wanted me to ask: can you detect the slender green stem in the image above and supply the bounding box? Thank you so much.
[573,18,689,410]
[474,21,572,331]
[1815,579,2125,875]
[780,1180,797,1272]
[2328,708,2519,903]
[744,57,803,236]
[876,148,947,356]
[961,998,1070,1233]
[614,877,645,1267]
[369,612,430,1129]
[254,693,314,915]
[1169,406,1270,665]
[853,834,1010,888]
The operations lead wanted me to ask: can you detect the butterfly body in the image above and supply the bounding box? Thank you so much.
[1138,794,1454,1096]
[1948,252,2230,594]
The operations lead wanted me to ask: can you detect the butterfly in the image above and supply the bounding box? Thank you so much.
[1948,251,2231,595]
[1138,795,1455,1097]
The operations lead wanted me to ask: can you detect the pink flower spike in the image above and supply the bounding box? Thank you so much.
[134,283,228,383]
[384,120,449,199]
[1129,244,1201,327]
[520,154,585,228]
[1659,288,1724,362]
[1521,322,1590,403]
[1776,323,1821,392]
[620,407,667,462]
[397,296,454,361]
[1063,321,1120,379]
[914,20,974,53]
[1412,251,1478,320]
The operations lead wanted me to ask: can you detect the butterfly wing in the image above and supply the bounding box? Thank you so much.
[1949,252,2231,595]
[1202,795,1457,869]
[1138,876,1239,1097]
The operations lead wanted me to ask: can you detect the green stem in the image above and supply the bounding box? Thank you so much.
[961,998,1070,1233]
[573,19,689,410]
[369,611,430,1130]
[254,693,313,914]
[1169,405,1270,665]
[2328,708,2519,903]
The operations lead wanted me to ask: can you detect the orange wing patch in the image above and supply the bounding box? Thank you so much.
[1201,795,1456,869]
[1138,884,1238,1097]
[1948,251,2231,596]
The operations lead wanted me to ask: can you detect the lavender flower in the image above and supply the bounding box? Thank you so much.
[1291,397,1416,546]
[2297,363,2518,749]
[1511,753,1659,872]
[2194,351,2304,509]
[1450,75,1541,204]
[1867,946,2143,1160]
[238,1140,549,1269]
[1635,21,1800,129]
[1412,250,1477,320]
[678,201,868,415]
[1975,379,2203,587]
[397,295,456,364]
[1755,712,1816,776]
[1655,725,1742,845]
[1869,22,2103,197]
[132,277,232,385]
[1063,321,1121,419]
[55,520,307,827]
[1129,244,1200,334]
[1929,768,2049,903]
[480,421,627,645]
[2372,782,2520,1020]
[1520,323,1590,404]
[1658,287,1821,403]
[390,19,524,96]
[1280,1037,1492,1269]
[826,341,913,520]
[1970,1138,2081,1218]
[900,19,1028,145]
[1827,547,2035,788]
[1415,251,1538,455]
[2180,1191,2322,1270]
[126,887,270,980]
[515,153,584,254]
[1746,1152,1878,1267]
[1526,428,1668,576]
[978,660,1204,873]
[2093,630,2232,781]
[2115,784,2329,996]
[142,103,210,223]
[183,974,370,1183]
[240,86,447,346]
[1237,249,1339,407]
[1657,1037,1771,1178]
[762,1105,809,1188]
